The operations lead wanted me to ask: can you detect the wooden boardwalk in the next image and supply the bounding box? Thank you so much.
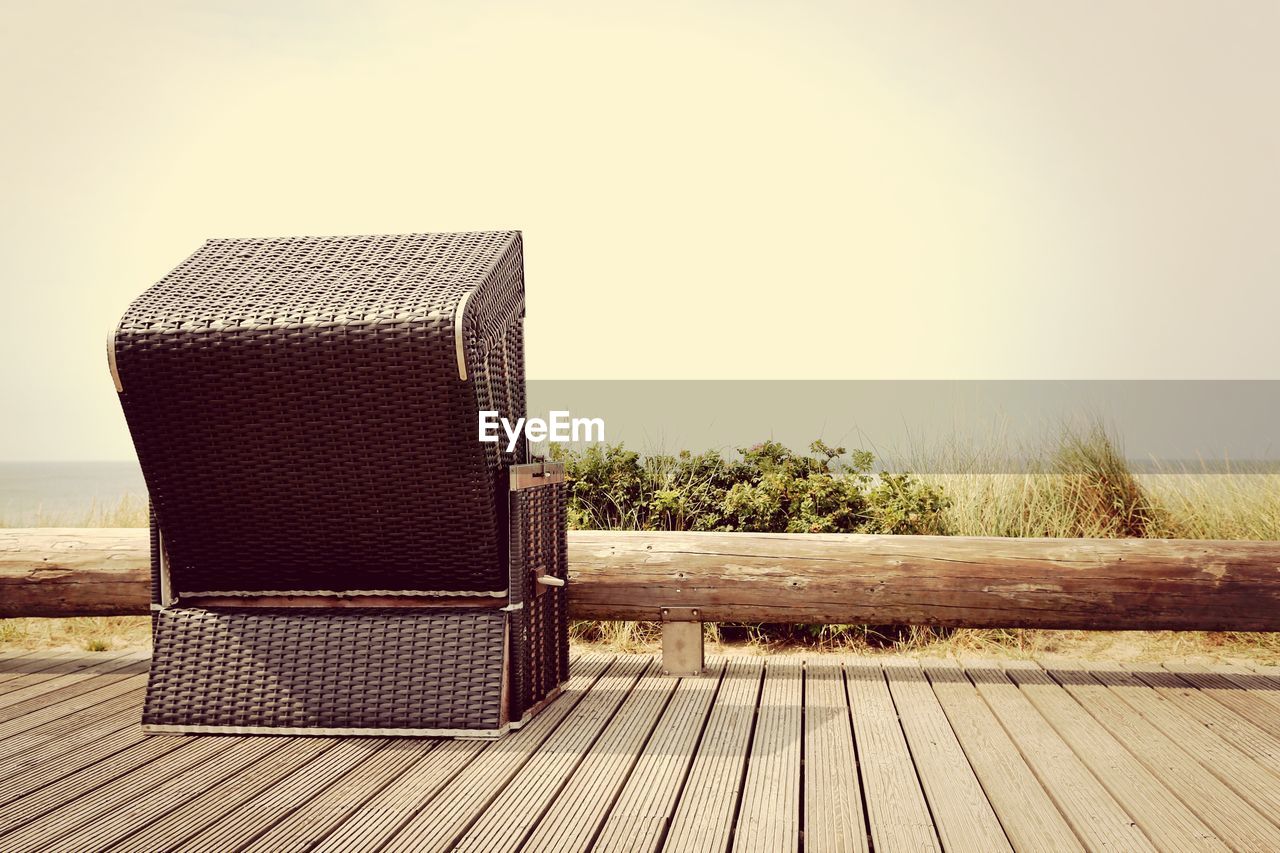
[1,651,1279,851]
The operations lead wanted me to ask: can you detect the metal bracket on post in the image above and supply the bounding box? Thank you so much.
[660,607,704,676]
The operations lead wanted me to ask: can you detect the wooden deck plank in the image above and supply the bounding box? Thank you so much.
[0,651,135,707]
[0,735,191,835]
[1161,663,1280,738]
[0,724,146,806]
[802,660,867,853]
[920,659,1082,853]
[1000,660,1226,852]
[378,655,616,853]
[661,657,764,853]
[843,659,940,852]
[0,687,145,761]
[46,736,288,852]
[0,654,148,721]
[1081,662,1280,816]
[0,651,139,708]
[1123,664,1280,779]
[522,659,683,853]
[0,650,39,665]
[0,737,235,852]
[1039,660,1280,850]
[112,738,340,853]
[1177,662,1280,713]
[962,660,1157,852]
[733,658,803,853]
[1201,662,1280,707]
[0,651,88,686]
[180,738,393,852]
[448,656,653,852]
[244,739,439,853]
[312,740,488,852]
[0,673,146,741]
[883,658,1012,852]
[591,659,727,853]
[0,705,140,783]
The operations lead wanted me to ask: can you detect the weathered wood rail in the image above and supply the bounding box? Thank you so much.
[4,527,1280,631]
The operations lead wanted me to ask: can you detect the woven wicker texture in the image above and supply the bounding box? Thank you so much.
[507,478,570,719]
[114,232,526,595]
[144,607,506,731]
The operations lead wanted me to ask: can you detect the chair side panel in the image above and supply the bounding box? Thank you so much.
[508,474,570,720]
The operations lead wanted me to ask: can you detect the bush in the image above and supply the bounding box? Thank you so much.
[551,439,950,535]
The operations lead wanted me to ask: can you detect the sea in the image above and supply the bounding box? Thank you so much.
[0,461,147,526]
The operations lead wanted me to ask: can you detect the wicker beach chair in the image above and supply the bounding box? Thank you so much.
[109,232,568,736]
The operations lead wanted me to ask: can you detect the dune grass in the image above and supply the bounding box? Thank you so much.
[0,616,151,653]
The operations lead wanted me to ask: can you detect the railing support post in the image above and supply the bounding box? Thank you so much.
[660,607,704,676]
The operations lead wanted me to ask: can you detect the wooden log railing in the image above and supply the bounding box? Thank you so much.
[4,527,1280,631]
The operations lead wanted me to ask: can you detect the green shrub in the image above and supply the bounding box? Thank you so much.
[552,439,950,535]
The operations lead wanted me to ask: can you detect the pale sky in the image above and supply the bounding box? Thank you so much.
[2,2,1277,460]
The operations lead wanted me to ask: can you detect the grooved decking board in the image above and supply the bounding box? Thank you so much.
[0,651,88,686]
[662,657,765,853]
[0,737,235,852]
[312,740,488,852]
[0,674,146,742]
[244,739,439,853]
[843,659,939,852]
[0,655,148,721]
[379,655,615,853]
[1039,661,1280,850]
[920,659,1083,853]
[1000,661,1226,852]
[0,724,147,806]
[591,659,727,853]
[453,657,652,852]
[0,734,189,835]
[962,661,1157,852]
[0,705,140,782]
[45,736,288,852]
[1203,664,1280,711]
[0,651,38,665]
[522,659,683,853]
[0,653,140,712]
[802,660,867,853]
[1163,664,1280,734]
[111,738,340,853]
[1073,662,1280,824]
[179,739,392,851]
[0,687,146,760]
[882,659,1012,852]
[1124,664,1280,779]
[733,657,802,853]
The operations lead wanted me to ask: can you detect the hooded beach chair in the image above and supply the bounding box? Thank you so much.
[109,231,569,736]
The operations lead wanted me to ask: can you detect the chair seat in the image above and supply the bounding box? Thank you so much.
[143,607,513,736]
